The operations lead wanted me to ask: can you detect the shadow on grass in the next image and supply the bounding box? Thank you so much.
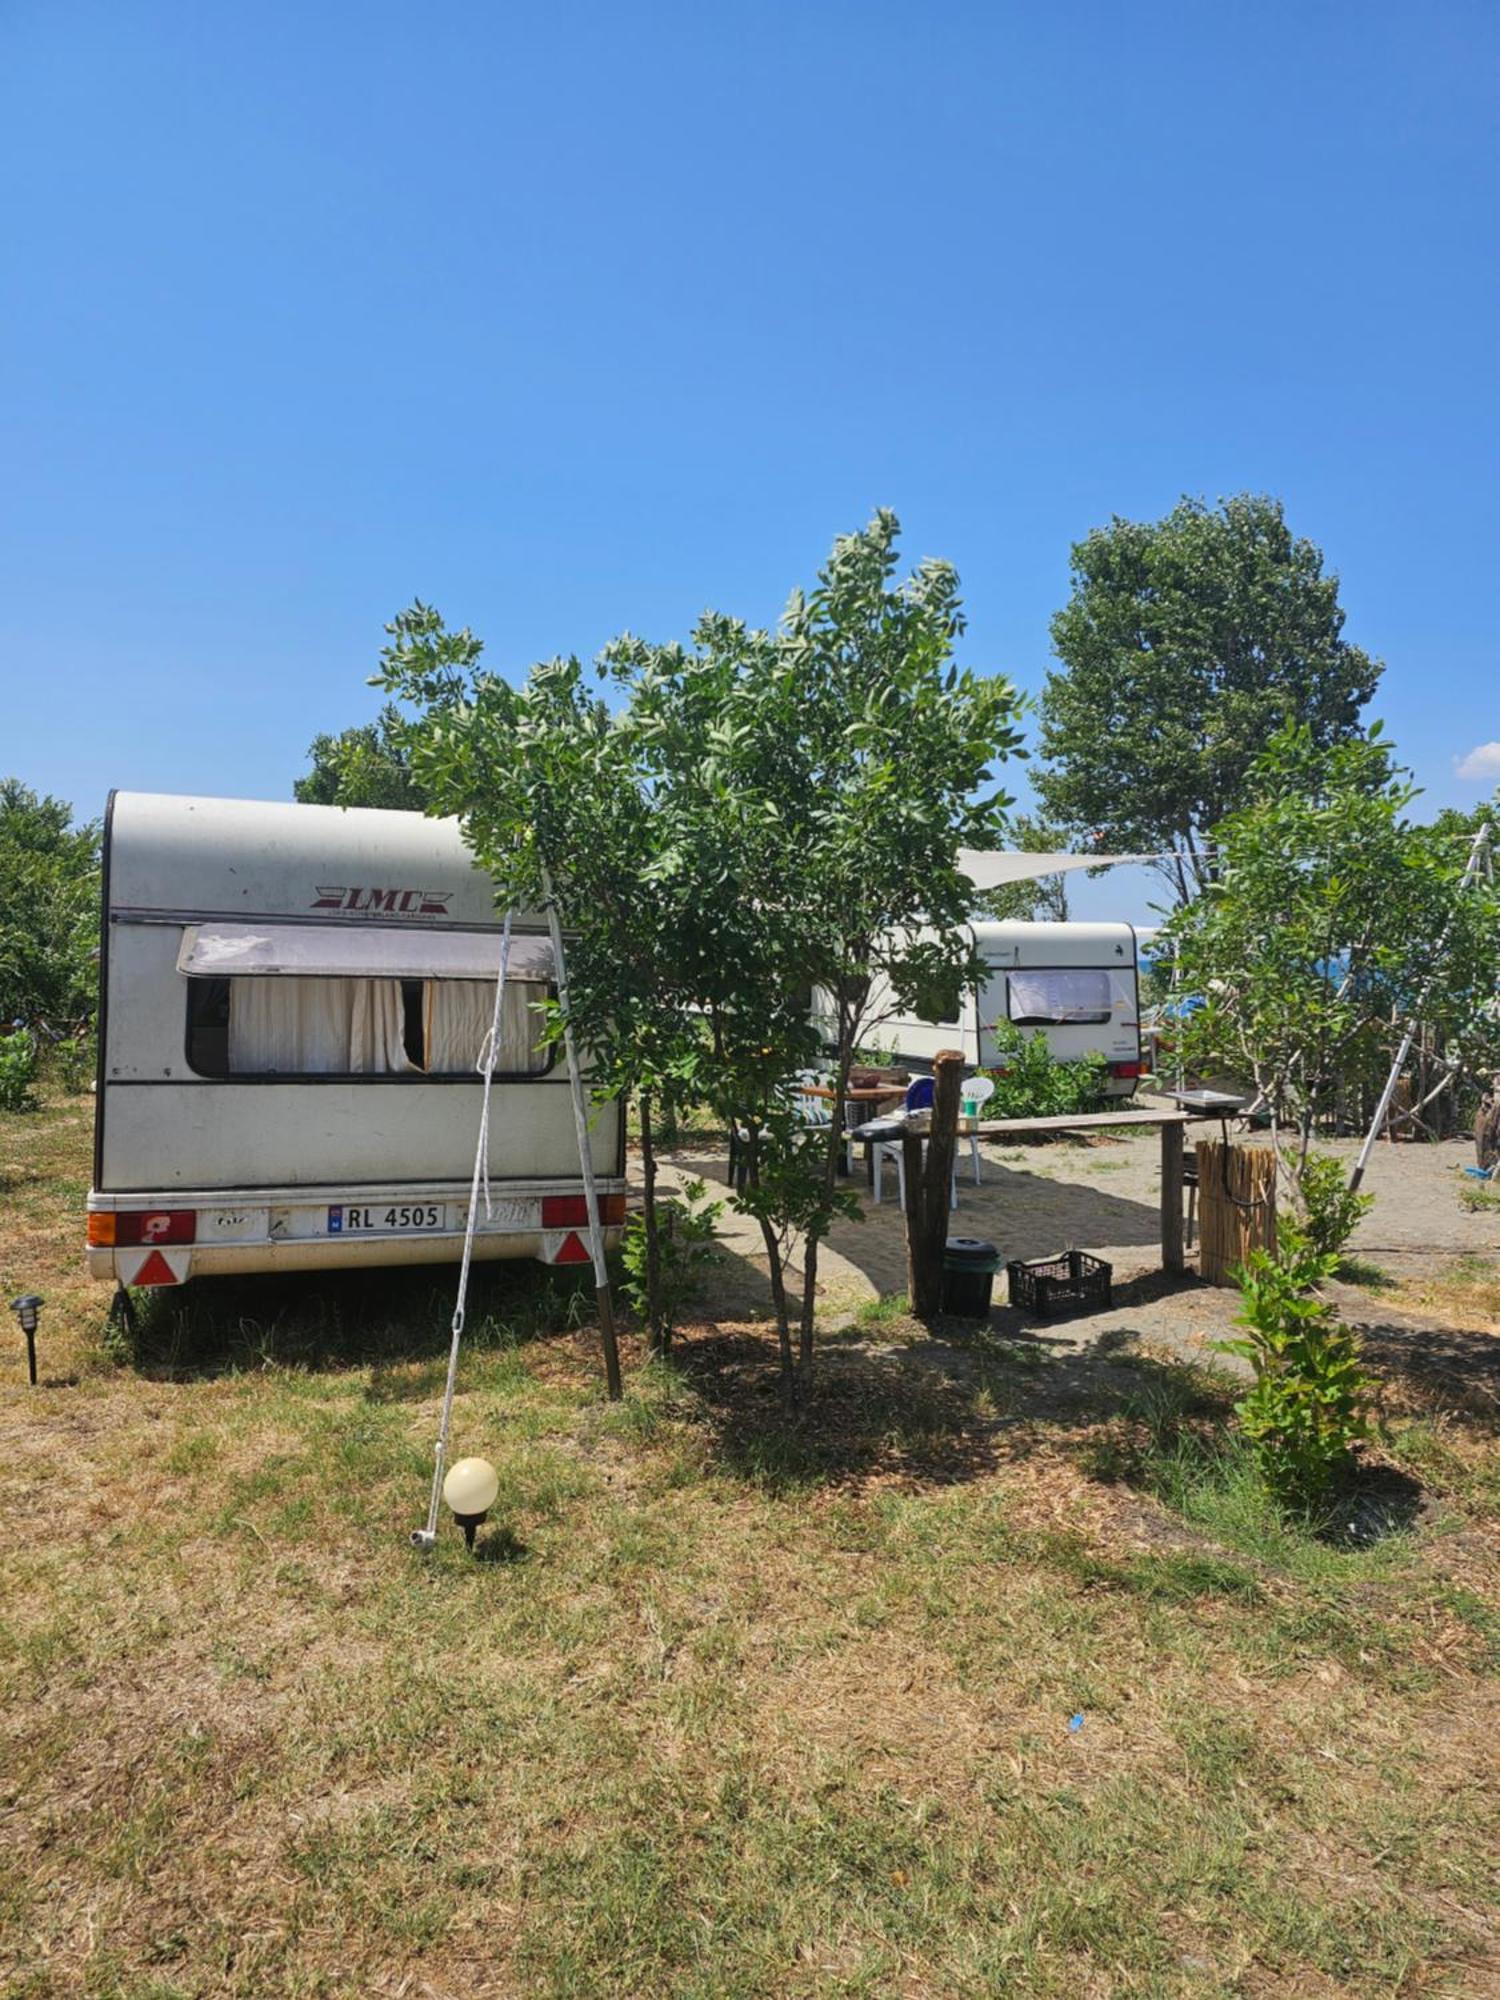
[672,1329,1007,1492]
[669,1300,1221,1498]
[1334,1256,1399,1292]
[1354,1319,1500,1426]
[473,1524,531,1566]
[120,1259,599,1380]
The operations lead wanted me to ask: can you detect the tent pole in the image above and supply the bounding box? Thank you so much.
[540,861,623,1399]
[1349,824,1492,1193]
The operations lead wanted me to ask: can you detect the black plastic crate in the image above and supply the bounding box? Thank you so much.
[1006,1249,1112,1318]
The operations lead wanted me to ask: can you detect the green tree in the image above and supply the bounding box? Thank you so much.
[0,779,100,1030]
[1037,495,1382,905]
[373,516,1024,1396]
[370,612,701,1360]
[1166,725,1500,1189]
[609,511,1024,1375]
[295,698,431,811]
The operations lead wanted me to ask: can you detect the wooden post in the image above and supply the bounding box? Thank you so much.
[540,864,623,1400]
[907,1050,964,1320]
[1160,1118,1185,1275]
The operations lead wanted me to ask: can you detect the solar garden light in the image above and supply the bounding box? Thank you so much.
[441,1456,499,1551]
[10,1294,43,1386]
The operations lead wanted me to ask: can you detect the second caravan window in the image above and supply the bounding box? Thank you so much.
[1005,968,1113,1026]
[186,976,551,1077]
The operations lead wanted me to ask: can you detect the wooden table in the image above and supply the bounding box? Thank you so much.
[958,1107,1193,1273]
[799,1083,908,1109]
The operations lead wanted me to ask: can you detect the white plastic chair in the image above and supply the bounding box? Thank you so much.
[960,1074,996,1184]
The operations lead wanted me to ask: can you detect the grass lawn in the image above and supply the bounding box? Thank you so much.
[2,1093,1497,1998]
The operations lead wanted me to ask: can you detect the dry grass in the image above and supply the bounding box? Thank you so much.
[2,1094,1498,1998]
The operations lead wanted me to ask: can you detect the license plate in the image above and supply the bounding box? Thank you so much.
[327,1202,444,1235]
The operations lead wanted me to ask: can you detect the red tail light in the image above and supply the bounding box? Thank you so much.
[92,1209,197,1247]
[1110,1061,1142,1080]
[541,1192,626,1228]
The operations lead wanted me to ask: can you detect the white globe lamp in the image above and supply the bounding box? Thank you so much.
[442,1456,499,1550]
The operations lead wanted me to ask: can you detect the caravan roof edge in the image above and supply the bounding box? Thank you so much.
[104,790,533,929]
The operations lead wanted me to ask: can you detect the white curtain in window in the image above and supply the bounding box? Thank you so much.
[1006,968,1113,1025]
[350,980,414,1074]
[228,977,412,1074]
[424,979,548,1074]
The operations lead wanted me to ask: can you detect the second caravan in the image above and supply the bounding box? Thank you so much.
[834,920,1144,1095]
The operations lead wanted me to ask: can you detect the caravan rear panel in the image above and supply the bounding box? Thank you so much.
[88,792,625,1289]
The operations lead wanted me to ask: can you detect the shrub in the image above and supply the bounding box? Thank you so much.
[1295,1150,1373,1260]
[46,1029,96,1096]
[982,1024,1110,1120]
[1216,1219,1374,1508]
[619,1177,724,1335]
[0,1026,39,1112]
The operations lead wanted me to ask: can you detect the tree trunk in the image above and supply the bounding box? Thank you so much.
[799,1234,820,1376]
[797,1017,855,1380]
[742,1123,796,1404]
[906,1050,963,1320]
[639,1092,666,1357]
[759,1212,797,1404]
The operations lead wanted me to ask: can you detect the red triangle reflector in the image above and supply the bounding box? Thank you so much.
[554,1230,590,1265]
[135,1249,181,1287]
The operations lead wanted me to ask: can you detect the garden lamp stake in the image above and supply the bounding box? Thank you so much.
[10,1294,43,1386]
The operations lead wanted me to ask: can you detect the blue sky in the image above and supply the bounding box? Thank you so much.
[3,1,1496,922]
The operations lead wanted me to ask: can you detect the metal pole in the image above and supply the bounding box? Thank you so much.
[412,912,513,1550]
[540,862,623,1400]
[1350,824,1492,1192]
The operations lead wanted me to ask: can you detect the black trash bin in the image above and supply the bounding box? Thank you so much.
[941,1237,1000,1318]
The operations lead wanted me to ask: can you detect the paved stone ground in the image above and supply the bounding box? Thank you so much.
[650,1117,1500,1389]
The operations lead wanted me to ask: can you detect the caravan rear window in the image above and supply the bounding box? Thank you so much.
[1005,968,1113,1026]
[185,976,552,1079]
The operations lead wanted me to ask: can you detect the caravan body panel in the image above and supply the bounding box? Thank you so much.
[89,791,625,1285]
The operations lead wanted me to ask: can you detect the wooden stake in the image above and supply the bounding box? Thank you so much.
[906,1050,963,1321]
[540,863,623,1400]
[1160,1119,1184,1274]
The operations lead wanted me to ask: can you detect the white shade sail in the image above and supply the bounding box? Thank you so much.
[956,848,1149,891]
[176,922,553,982]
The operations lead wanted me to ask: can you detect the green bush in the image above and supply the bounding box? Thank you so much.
[1216,1219,1373,1509]
[46,1029,96,1096]
[981,1023,1111,1120]
[619,1177,724,1335]
[1294,1149,1373,1260]
[0,1026,39,1113]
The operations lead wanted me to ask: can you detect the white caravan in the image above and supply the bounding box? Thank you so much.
[86,792,625,1292]
[827,920,1143,1095]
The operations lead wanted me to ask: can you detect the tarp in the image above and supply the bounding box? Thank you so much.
[176,922,553,982]
[956,848,1149,891]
